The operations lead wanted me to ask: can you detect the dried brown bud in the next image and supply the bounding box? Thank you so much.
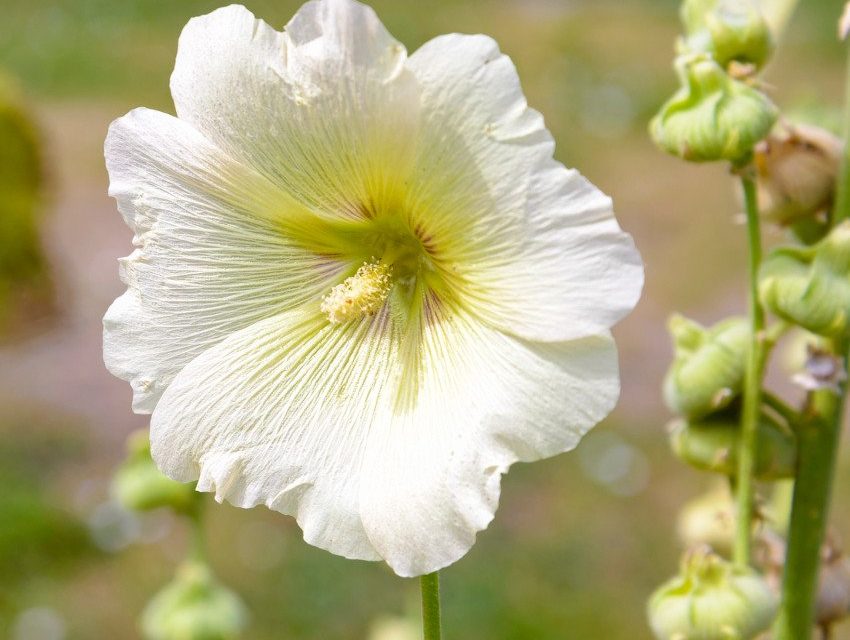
[754,122,842,234]
[816,535,850,627]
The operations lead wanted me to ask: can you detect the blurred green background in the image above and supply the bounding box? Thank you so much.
[1,0,849,638]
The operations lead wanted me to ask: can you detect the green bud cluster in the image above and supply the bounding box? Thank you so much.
[141,561,248,640]
[112,429,198,514]
[648,547,777,639]
[649,2,849,638]
[662,313,797,480]
[650,0,777,164]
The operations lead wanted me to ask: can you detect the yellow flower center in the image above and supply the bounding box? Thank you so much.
[279,203,453,324]
[321,259,393,324]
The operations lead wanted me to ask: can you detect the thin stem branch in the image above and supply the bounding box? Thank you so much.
[734,173,767,568]
[762,390,801,430]
[834,28,850,225]
[420,572,442,640]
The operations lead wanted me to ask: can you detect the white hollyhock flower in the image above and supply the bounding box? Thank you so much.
[103,0,643,577]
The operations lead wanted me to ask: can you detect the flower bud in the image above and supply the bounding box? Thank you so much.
[112,429,197,514]
[650,54,778,163]
[669,409,796,480]
[648,546,778,640]
[753,122,841,236]
[676,483,735,554]
[680,0,774,70]
[141,561,248,640]
[759,222,850,338]
[663,314,749,419]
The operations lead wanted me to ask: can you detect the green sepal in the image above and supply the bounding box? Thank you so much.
[759,222,850,338]
[669,407,796,480]
[663,314,749,419]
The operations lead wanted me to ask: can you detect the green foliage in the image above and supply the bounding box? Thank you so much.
[0,412,92,598]
[0,71,49,331]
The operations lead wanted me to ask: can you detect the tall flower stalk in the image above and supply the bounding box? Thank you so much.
[646,0,850,638]
[420,573,442,640]
[773,16,850,637]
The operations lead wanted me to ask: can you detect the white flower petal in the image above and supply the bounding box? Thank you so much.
[149,303,619,575]
[104,108,339,412]
[405,34,643,342]
[150,310,397,562]
[359,314,619,576]
[169,2,420,217]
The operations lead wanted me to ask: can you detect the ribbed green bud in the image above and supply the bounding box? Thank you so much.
[648,546,778,639]
[112,429,197,514]
[759,222,850,338]
[663,314,749,419]
[669,408,796,480]
[141,561,248,640]
[650,53,778,163]
[680,0,774,70]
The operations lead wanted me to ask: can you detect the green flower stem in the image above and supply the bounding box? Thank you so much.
[774,25,850,638]
[187,500,206,562]
[420,572,442,640]
[734,173,767,568]
[774,367,847,639]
